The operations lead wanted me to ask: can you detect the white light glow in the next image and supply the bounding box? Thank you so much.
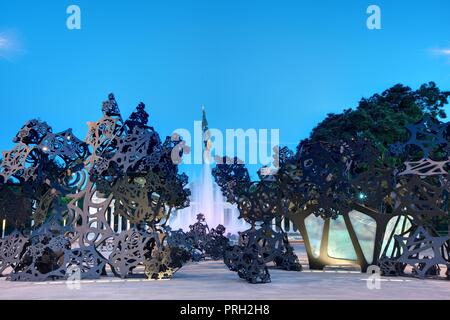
[0,30,24,61]
[430,48,450,56]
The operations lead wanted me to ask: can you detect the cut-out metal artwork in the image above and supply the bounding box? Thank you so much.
[378,257,405,277]
[399,158,449,176]
[186,214,210,251]
[213,157,302,283]
[204,224,230,260]
[1,96,449,285]
[0,231,28,276]
[223,244,271,284]
[144,246,190,280]
[238,224,301,271]
[10,233,71,281]
[64,246,107,280]
[393,226,449,278]
[214,116,450,280]
[108,228,158,278]
[399,115,449,159]
[0,94,191,281]
[164,215,231,262]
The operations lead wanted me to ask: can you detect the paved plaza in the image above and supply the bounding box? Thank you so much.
[0,244,449,300]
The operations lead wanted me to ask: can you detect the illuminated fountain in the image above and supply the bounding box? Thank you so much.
[169,107,248,235]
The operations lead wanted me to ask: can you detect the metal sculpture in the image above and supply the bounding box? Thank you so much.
[186,214,210,254]
[394,115,450,159]
[165,214,231,262]
[204,224,230,260]
[1,94,449,284]
[0,94,191,281]
[238,224,301,271]
[213,156,302,283]
[108,228,159,278]
[372,117,450,279]
[0,231,28,276]
[213,115,450,280]
[392,226,449,278]
[223,244,271,284]
[288,118,450,276]
[144,246,190,280]
[378,224,450,278]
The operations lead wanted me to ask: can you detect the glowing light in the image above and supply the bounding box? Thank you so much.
[0,37,7,48]
[0,30,24,61]
[431,48,450,56]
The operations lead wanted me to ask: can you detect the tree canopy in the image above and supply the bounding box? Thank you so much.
[309,82,450,149]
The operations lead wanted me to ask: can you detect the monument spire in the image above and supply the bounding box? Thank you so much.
[202,105,212,164]
[201,105,209,132]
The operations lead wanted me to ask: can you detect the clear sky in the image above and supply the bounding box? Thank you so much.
[1,0,450,179]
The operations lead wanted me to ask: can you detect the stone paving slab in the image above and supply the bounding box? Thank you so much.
[0,260,449,300]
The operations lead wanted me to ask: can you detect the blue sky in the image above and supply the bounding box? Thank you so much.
[1,0,450,179]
